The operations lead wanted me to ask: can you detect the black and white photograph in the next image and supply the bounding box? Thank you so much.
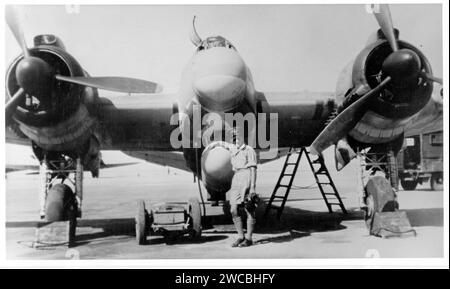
[1,1,448,269]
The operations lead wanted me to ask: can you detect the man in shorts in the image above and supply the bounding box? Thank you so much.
[211,128,258,247]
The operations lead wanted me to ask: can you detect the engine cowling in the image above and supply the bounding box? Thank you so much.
[336,31,434,145]
[5,36,98,152]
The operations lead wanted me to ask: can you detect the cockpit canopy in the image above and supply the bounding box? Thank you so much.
[197,36,236,52]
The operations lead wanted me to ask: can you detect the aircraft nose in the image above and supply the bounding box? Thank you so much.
[193,48,247,111]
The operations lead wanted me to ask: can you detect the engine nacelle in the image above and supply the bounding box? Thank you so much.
[6,40,98,152]
[336,32,433,145]
[15,104,96,151]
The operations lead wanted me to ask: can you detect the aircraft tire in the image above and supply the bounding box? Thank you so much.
[430,173,443,191]
[188,198,202,240]
[364,176,398,229]
[364,193,374,229]
[45,183,76,222]
[135,200,148,245]
[401,179,418,191]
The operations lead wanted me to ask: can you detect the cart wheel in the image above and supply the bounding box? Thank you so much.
[364,176,398,229]
[430,173,443,191]
[163,232,176,245]
[188,198,202,240]
[135,200,148,245]
[45,184,76,222]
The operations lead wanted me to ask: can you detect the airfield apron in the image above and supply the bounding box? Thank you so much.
[228,144,257,206]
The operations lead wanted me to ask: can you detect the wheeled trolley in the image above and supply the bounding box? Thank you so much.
[135,198,202,245]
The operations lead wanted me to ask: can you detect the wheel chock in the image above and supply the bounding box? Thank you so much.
[35,220,76,247]
[370,211,416,238]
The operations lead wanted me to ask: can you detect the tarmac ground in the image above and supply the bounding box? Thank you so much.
[5,152,444,259]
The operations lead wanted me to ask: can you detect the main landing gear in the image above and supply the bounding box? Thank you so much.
[356,147,399,227]
[36,153,83,246]
[356,146,415,237]
[135,198,202,245]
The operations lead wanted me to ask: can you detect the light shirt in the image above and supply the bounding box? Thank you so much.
[230,144,257,170]
[212,142,257,171]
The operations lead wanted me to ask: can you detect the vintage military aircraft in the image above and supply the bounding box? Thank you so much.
[5,5,443,242]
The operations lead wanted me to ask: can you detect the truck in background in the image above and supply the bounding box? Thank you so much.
[397,116,443,191]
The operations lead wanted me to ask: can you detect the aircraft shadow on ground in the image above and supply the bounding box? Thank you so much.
[204,202,365,242]
[6,218,229,246]
[144,235,228,246]
[74,219,221,246]
[404,208,443,227]
[10,204,441,246]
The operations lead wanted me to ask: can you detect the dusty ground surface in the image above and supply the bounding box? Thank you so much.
[5,151,444,259]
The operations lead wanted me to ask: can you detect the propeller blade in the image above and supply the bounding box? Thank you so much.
[5,88,25,121]
[421,72,443,85]
[55,76,163,94]
[5,6,30,57]
[310,77,392,155]
[374,4,398,52]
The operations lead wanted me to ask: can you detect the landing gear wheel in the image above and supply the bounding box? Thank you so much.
[45,184,77,222]
[188,198,202,240]
[401,179,418,191]
[364,194,374,229]
[430,173,443,191]
[135,200,148,245]
[364,176,398,229]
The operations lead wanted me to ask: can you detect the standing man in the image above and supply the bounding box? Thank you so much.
[210,128,258,247]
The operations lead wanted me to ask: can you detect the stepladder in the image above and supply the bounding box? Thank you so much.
[264,147,347,220]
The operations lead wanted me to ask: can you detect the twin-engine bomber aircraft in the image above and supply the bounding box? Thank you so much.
[5,5,443,243]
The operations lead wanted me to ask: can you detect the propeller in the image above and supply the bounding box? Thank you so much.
[5,6,163,122]
[421,72,443,85]
[310,77,391,155]
[374,4,398,52]
[310,4,442,155]
[5,88,25,121]
[55,76,163,94]
[5,6,29,57]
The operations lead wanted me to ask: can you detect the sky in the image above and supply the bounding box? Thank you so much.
[5,4,443,92]
[4,4,444,165]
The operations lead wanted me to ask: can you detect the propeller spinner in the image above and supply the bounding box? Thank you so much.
[374,4,441,85]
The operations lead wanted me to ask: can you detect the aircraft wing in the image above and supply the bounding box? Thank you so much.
[97,93,179,151]
[5,164,39,173]
[122,151,190,172]
[125,149,289,172]
[97,91,321,171]
[96,93,191,172]
[7,90,335,172]
[5,161,140,175]
[7,90,334,172]
[256,90,334,148]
